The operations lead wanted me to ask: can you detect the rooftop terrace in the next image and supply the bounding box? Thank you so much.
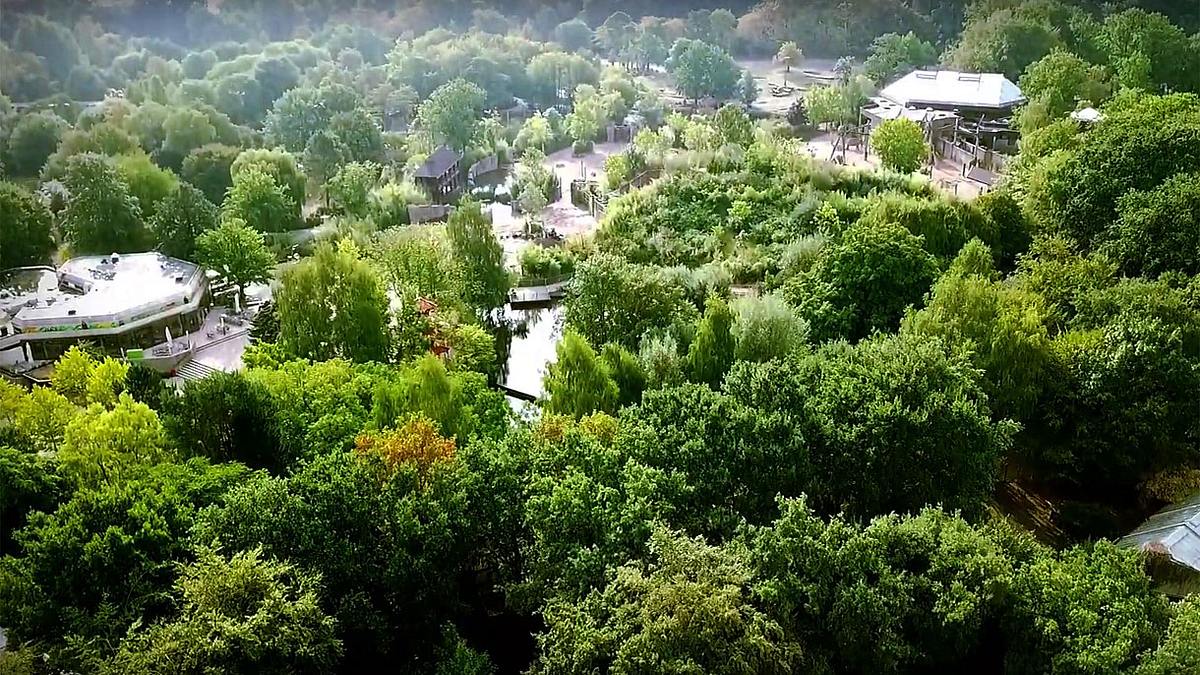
[0,253,204,334]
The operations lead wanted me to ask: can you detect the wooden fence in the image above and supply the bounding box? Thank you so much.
[407,204,495,225]
[933,137,1011,174]
[468,154,500,179]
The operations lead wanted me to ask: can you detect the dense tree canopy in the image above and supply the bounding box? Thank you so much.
[61,153,147,253]
[276,242,391,363]
[0,182,55,268]
[783,220,938,343]
[1,5,1199,674]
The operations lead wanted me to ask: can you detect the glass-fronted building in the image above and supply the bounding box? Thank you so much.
[0,252,210,363]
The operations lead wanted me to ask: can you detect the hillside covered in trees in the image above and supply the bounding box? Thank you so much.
[0,1,1198,674]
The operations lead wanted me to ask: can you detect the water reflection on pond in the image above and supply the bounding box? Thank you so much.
[494,302,562,405]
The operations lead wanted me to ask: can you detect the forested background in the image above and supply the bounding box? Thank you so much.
[0,0,1199,674]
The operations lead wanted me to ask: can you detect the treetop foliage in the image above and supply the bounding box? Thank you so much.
[2,2,1200,673]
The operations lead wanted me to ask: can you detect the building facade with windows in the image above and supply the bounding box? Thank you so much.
[0,252,210,365]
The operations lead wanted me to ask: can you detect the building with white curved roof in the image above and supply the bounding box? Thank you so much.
[0,252,209,363]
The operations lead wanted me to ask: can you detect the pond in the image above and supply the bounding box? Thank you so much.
[494,302,562,407]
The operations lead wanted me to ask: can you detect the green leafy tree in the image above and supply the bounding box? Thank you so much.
[7,111,68,177]
[732,293,809,363]
[775,41,802,77]
[518,180,549,217]
[544,331,619,419]
[726,332,1014,518]
[62,153,147,253]
[565,86,608,144]
[471,415,683,608]
[181,50,217,79]
[0,445,62,554]
[804,81,868,128]
[329,108,384,163]
[50,345,98,405]
[627,31,669,73]
[149,183,219,260]
[1101,171,1200,277]
[854,191,998,260]
[159,108,217,170]
[1137,596,1200,675]
[253,56,301,108]
[12,15,82,83]
[738,69,759,104]
[1096,9,1200,93]
[942,6,1066,80]
[596,11,636,60]
[903,240,1052,420]
[196,217,274,304]
[445,323,497,378]
[1007,542,1170,674]
[515,114,552,153]
[114,152,181,217]
[446,200,509,312]
[784,221,938,343]
[527,51,600,106]
[230,148,306,219]
[161,371,286,472]
[416,78,485,152]
[565,253,697,350]
[58,393,171,487]
[1023,93,1200,253]
[599,343,646,408]
[40,122,141,181]
[748,500,1019,672]
[0,460,250,665]
[0,42,53,102]
[181,143,240,205]
[533,528,802,675]
[85,357,129,410]
[302,130,349,189]
[553,19,594,53]
[66,65,108,101]
[1029,279,1200,490]
[862,32,937,84]
[2,384,74,455]
[105,547,342,675]
[639,333,686,389]
[871,118,928,173]
[367,225,466,305]
[0,181,54,268]
[276,242,390,363]
[672,39,740,103]
[1018,50,1110,129]
[687,296,735,387]
[328,161,379,218]
[709,9,738,52]
[264,83,360,152]
[194,450,474,668]
[221,166,295,233]
[713,103,754,147]
[621,383,809,534]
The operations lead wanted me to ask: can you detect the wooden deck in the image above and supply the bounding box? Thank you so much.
[508,280,569,308]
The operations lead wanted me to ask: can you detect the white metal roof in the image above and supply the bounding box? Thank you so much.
[880,70,1026,111]
[1118,491,1200,573]
[0,253,203,331]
